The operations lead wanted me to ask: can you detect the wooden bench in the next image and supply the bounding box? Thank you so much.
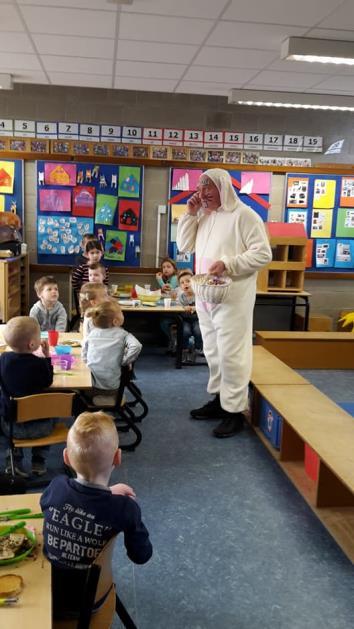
[255,330,354,368]
[251,345,354,562]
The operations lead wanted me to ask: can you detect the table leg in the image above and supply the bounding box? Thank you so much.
[175,315,183,369]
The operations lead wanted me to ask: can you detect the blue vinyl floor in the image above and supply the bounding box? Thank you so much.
[1,354,354,628]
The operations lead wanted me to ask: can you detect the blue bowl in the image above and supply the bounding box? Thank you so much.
[55,345,72,355]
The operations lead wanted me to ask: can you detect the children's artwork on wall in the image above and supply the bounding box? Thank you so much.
[72,186,95,217]
[95,194,117,225]
[310,209,333,238]
[240,171,271,194]
[334,240,354,268]
[170,203,187,242]
[287,210,308,231]
[305,239,313,268]
[340,178,354,207]
[104,230,127,261]
[335,208,354,237]
[44,162,77,186]
[0,195,4,212]
[118,167,140,198]
[0,160,15,194]
[315,239,335,267]
[118,199,140,231]
[313,179,336,209]
[286,177,309,207]
[38,215,93,255]
[39,188,71,213]
[172,169,203,191]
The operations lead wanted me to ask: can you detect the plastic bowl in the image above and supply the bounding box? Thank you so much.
[54,345,72,355]
[0,526,37,566]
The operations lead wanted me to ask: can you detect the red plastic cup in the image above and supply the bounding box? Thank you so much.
[48,330,59,346]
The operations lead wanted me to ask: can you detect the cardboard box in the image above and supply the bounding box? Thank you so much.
[295,312,333,331]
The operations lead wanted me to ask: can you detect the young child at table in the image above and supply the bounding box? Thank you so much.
[82,300,142,404]
[74,232,96,265]
[155,257,178,294]
[178,269,203,362]
[79,282,109,340]
[72,239,109,293]
[40,411,152,619]
[0,316,55,477]
[88,261,106,284]
[29,275,67,331]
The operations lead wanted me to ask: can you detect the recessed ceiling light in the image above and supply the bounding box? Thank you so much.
[228,89,354,112]
[281,37,354,66]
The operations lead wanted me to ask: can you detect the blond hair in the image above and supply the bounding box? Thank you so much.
[79,282,108,315]
[67,412,118,477]
[4,316,40,352]
[86,300,123,329]
[34,275,58,296]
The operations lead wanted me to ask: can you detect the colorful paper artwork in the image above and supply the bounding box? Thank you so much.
[287,210,308,234]
[104,230,127,261]
[37,215,93,255]
[315,239,335,268]
[0,195,4,212]
[118,199,140,232]
[170,204,187,242]
[172,169,203,191]
[305,239,313,268]
[72,186,95,217]
[95,194,117,225]
[118,167,140,198]
[335,208,354,237]
[0,161,14,194]
[313,179,336,209]
[287,177,308,207]
[240,171,271,194]
[310,209,333,238]
[44,162,77,186]
[340,177,354,207]
[39,189,71,213]
[334,240,354,268]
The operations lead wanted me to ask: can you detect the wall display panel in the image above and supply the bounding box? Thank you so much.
[36,161,143,267]
[285,173,354,271]
[0,158,24,231]
[167,168,271,265]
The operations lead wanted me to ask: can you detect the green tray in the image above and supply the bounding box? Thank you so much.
[0,526,37,566]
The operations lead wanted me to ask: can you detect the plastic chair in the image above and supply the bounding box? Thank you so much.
[53,535,137,629]
[6,391,75,488]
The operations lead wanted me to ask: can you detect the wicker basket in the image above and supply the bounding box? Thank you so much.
[191,274,232,304]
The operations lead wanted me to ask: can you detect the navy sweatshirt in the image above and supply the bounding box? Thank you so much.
[0,352,53,416]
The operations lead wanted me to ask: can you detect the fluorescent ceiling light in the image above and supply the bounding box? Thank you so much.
[281,37,354,66]
[106,0,133,4]
[228,89,354,112]
[0,74,13,90]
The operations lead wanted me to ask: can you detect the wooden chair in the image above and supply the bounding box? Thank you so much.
[6,392,75,487]
[53,535,137,629]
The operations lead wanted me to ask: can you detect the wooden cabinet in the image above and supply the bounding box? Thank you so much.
[0,255,29,322]
[257,223,307,292]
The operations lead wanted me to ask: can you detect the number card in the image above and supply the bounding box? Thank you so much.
[100,125,121,143]
[14,120,36,137]
[244,133,263,149]
[223,132,243,148]
[79,124,100,141]
[183,129,204,147]
[163,128,183,146]
[0,119,13,136]
[303,136,323,153]
[264,134,283,151]
[203,131,224,148]
[142,127,163,145]
[122,126,142,144]
[36,122,58,139]
[284,135,303,151]
[58,122,79,140]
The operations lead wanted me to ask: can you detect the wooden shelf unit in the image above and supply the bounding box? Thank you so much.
[0,254,29,322]
[257,232,307,293]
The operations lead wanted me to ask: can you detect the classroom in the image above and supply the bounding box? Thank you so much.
[0,1,354,628]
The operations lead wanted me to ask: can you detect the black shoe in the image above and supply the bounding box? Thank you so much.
[5,457,30,478]
[190,394,221,419]
[213,413,244,438]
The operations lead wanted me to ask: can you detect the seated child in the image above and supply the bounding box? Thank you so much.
[88,261,106,284]
[40,411,152,619]
[74,232,96,266]
[82,301,142,404]
[178,269,203,361]
[0,316,55,477]
[30,275,67,331]
[72,239,109,293]
[79,282,109,340]
[155,257,178,294]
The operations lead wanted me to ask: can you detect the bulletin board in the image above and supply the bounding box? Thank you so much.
[285,173,354,271]
[168,167,271,266]
[0,158,24,230]
[36,161,143,266]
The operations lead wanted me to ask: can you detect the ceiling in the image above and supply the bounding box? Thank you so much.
[1,0,354,97]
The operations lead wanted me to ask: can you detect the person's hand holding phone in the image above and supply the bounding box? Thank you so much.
[187,191,202,216]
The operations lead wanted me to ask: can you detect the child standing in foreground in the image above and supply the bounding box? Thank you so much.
[72,239,109,292]
[82,301,142,401]
[178,269,203,362]
[40,411,152,619]
[0,316,55,477]
[30,275,67,331]
[79,282,109,340]
[155,257,178,294]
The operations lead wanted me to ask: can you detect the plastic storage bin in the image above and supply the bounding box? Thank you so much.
[259,398,283,449]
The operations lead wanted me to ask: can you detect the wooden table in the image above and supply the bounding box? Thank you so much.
[256,290,311,331]
[51,332,91,390]
[0,492,51,629]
